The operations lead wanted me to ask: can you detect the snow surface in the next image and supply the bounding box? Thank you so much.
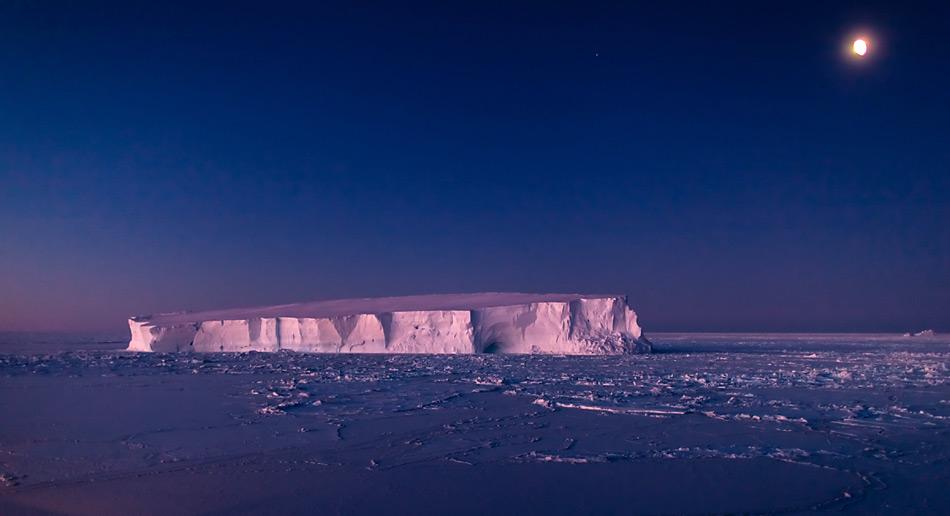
[0,333,948,514]
[127,293,650,354]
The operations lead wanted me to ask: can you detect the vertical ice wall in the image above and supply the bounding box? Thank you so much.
[127,295,649,354]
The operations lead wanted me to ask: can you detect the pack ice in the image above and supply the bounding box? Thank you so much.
[128,293,651,354]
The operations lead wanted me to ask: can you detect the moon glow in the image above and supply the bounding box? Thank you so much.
[853,38,868,56]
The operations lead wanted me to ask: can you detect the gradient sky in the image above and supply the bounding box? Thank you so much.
[1,1,948,333]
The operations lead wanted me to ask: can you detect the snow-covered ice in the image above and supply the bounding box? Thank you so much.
[0,332,947,514]
[127,293,651,354]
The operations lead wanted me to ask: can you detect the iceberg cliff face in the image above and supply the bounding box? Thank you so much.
[127,293,650,354]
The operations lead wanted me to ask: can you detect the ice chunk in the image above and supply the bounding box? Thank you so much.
[903,329,936,338]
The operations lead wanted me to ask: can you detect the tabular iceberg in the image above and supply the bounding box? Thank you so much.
[127,293,651,354]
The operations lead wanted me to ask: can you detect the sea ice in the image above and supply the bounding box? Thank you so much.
[0,333,947,514]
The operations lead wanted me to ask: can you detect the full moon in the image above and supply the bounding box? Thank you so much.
[853,38,868,56]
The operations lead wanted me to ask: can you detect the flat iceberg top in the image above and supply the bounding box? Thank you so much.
[136,292,622,325]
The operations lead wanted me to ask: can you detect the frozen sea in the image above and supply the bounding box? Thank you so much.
[0,333,947,514]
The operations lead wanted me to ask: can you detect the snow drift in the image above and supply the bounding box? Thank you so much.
[127,293,651,354]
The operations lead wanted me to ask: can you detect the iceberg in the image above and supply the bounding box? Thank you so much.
[127,293,651,354]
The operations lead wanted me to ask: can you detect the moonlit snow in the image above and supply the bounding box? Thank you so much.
[1,332,948,514]
[128,293,651,354]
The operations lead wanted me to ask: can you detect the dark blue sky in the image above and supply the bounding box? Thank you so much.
[1,1,948,332]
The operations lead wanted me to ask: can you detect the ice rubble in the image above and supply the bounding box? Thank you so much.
[127,293,651,354]
[903,329,936,338]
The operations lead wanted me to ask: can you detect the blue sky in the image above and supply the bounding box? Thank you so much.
[1,1,947,332]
